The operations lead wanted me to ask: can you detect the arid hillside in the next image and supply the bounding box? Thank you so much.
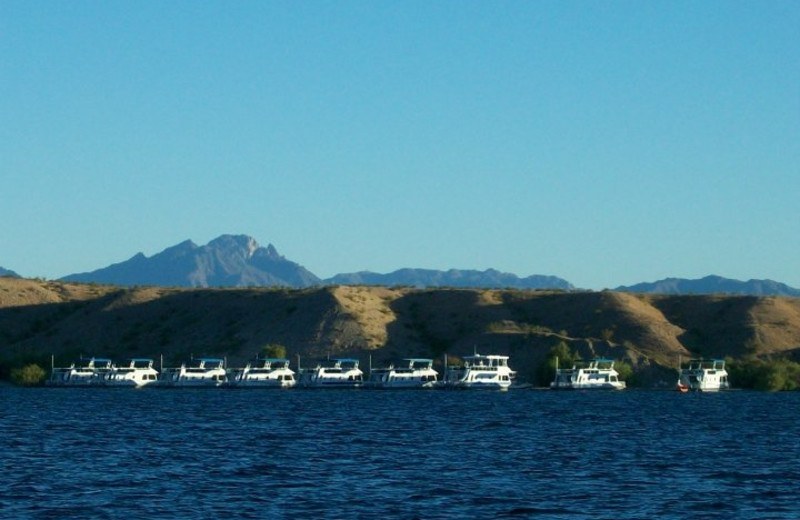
[2,277,800,385]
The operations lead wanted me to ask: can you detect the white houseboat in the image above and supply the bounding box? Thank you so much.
[48,357,113,386]
[677,358,729,392]
[443,353,515,390]
[226,358,296,388]
[550,358,626,390]
[103,358,160,388]
[367,358,439,389]
[159,357,227,388]
[299,358,364,388]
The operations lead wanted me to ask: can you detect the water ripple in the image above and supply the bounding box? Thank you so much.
[1,388,799,519]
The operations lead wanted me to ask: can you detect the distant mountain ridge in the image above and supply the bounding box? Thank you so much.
[616,275,800,297]
[46,234,800,295]
[0,267,20,278]
[58,234,575,290]
[325,268,573,290]
[61,235,321,288]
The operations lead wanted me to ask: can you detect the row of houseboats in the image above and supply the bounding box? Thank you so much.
[47,354,511,390]
[47,353,731,392]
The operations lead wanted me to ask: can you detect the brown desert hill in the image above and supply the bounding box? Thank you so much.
[2,277,800,385]
[0,277,366,370]
[494,290,689,364]
[648,294,800,359]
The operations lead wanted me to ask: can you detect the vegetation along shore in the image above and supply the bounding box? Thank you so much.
[2,276,800,390]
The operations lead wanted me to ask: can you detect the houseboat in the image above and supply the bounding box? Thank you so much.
[158,357,227,388]
[299,358,364,388]
[550,358,626,390]
[443,353,515,390]
[103,358,160,388]
[677,358,729,392]
[48,357,113,386]
[226,358,296,388]
[366,358,438,389]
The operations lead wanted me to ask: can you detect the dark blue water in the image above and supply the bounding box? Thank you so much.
[2,388,799,519]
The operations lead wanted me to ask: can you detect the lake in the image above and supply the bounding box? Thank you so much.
[1,388,799,519]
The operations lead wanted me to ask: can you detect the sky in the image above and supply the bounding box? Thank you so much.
[1,1,798,290]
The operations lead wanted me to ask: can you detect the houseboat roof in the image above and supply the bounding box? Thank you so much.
[332,358,359,362]
[74,357,113,368]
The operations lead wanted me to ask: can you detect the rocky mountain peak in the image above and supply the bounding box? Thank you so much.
[208,234,261,259]
[60,234,320,288]
[263,243,280,259]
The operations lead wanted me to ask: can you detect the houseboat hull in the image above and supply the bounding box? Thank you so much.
[443,354,515,390]
[366,359,439,389]
[677,359,729,392]
[226,358,296,389]
[299,358,364,388]
[47,358,113,387]
[550,359,626,391]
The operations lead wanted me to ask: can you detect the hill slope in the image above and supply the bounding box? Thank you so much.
[3,278,800,385]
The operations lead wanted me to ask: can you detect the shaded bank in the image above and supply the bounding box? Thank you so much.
[1,278,800,387]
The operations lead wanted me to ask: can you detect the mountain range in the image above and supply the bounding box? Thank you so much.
[326,269,573,290]
[3,234,798,295]
[616,275,800,297]
[0,267,19,278]
[62,235,320,288]
[59,234,573,290]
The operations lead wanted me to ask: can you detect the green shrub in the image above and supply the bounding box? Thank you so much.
[10,364,47,386]
[614,360,634,382]
[728,357,800,391]
[261,343,287,359]
[536,341,579,386]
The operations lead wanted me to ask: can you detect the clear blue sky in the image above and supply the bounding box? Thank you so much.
[1,1,798,289]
